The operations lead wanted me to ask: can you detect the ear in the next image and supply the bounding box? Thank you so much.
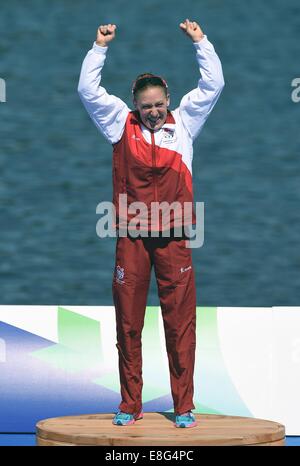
[166,94,170,107]
[133,98,137,109]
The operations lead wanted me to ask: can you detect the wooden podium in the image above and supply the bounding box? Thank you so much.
[36,413,285,446]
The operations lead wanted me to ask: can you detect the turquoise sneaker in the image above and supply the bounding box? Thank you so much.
[174,411,197,428]
[112,410,143,426]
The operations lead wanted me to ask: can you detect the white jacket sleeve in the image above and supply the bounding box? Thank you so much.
[77,42,130,144]
[178,35,225,141]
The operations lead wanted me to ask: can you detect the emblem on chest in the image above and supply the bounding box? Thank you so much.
[162,127,177,144]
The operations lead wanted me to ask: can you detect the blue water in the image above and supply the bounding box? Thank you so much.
[1,0,300,306]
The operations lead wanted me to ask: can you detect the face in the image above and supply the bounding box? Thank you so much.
[133,86,170,131]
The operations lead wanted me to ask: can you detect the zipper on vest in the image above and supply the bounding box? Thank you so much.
[150,131,158,202]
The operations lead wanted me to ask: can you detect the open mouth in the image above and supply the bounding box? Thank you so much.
[148,117,160,125]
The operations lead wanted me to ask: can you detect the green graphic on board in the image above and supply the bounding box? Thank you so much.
[31,307,103,373]
[93,306,170,403]
[194,307,251,416]
[30,305,251,415]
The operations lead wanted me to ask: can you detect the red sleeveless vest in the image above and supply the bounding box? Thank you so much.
[112,110,196,233]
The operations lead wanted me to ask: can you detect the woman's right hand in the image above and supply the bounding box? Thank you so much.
[96,24,117,47]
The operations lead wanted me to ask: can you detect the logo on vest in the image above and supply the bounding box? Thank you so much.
[180,265,192,273]
[162,127,177,143]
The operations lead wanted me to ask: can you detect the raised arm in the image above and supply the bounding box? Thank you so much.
[177,19,225,141]
[78,24,130,144]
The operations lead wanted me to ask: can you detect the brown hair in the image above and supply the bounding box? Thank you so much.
[132,73,168,97]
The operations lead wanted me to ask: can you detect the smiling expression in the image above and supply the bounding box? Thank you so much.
[133,86,170,131]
